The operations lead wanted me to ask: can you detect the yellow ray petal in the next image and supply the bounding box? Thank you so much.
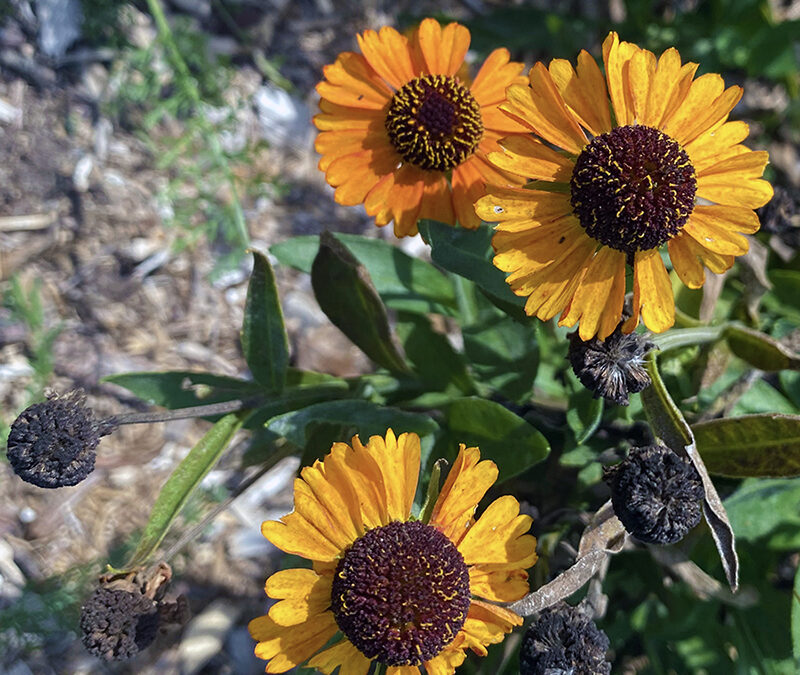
[602,32,639,126]
[682,231,735,273]
[643,47,682,127]
[423,647,467,675]
[501,64,586,154]
[430,445,498,546]
[660,60,700,126]
[488,135,574,182]
[316,128,384,171]
[684,214,749,256]
[558,246,626,341]
[249,612,338,673]
[458,600,521,657]
[261,514,342,562]
[356,26,415,90]
[265,569,332,626]
[358,430,420,522]
[627,47,656,124]
[668,234,706,289]
[476,186,573,226]
[661,73,727,144]
[548,50,612,135]
[458,495,537,567]
[697,150,770,180]
[452,157,487,230]
[314,98,385,131]
[469,566,531,602]
[307,638,372,675]
[625,248,675,334]
[297,463,362,548]
[470,48,525,107]
[692,203,761,234]
[326,144,402,206]
[696,176,774,209]
[493,217,584,278]
[419,172,456,224]
[318,52,393,109]
[685,120,750,171]
[416,19,470,76]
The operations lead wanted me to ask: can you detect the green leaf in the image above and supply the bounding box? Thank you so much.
[443,397,550,482]
[724,324,800,371]
[724,478,800,542]
[462,314,539,402]
[103,371,261,408]
[271,234,457,316]
[418,220,525,312]
[241,250,289,392]
[127,412,244,567]
[396,314,474,394]
[793,563,800,666]
[311,232,409,374]
[566,387,604,444]
[267,399,439,449]
[693,414,800,477]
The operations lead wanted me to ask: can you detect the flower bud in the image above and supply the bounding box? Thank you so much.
[568,327,655,406]
[519,603,611,675]
[80,587,160,661]
[6,392,100,488]
[605,444,703,545]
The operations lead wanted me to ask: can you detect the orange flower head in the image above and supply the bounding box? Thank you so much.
[315,18,527,237]
[475,32,773,340]
[248,429,538,674]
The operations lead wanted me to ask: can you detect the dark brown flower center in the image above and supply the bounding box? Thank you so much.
[570,125,697,255]
[330,520,471,666]
[385,74,483,172]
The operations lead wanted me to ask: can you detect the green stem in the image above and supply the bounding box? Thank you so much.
[651,325,726,353]
[100,398,261,433]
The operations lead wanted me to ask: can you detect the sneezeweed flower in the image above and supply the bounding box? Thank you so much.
[6,391,101,488]
[248,429,538,674]
[314,18,528,237]
[475,32,773,340]
[605,444,704,545]
[519,603,611,675]
[567,325,655,406]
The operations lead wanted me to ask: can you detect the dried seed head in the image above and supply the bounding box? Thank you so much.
[568,328,655,406]
[519,603,611,675]
[80,587,160,661]
[605,444,704,545]
[6,392,100,488]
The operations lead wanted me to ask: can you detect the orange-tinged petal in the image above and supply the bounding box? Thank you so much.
[458,600,522,657]
[684,213,749,256]
[681,230,735,273]
[469,566,531,602]
[416,19,470,76]
[470,48,525,107]
[318,52,392,110]
[671,83,742,146]
[423,647,467,675]
[249,612,338,673]
[356,26,415,90]
[307,638,372,675]
[696,176,774,209]
[265,568,332,626]
[430,445,498,546]
[261,513,342,562]
[494,218,585,279]
[559,246,627,340]
[458,495,537,567]
[697,150,769,180]
[660,60,700,126]
[668,234,706,289]
[643,47,682,127]
[625,248,674,333]
[452,157,489,230]
[314,99,385,131]
[316,128,383,171]
[626,47,656,124]
[660,73,725,143]
[548,51,612,135]
[685,120,750,171]
[476,185,573,227]
[488,135,573,182]
[480,105,530,134]
[419,172,455,224]
[326,144,401,206]
[501,64,587,154]
[602,32,639,126]
[387,666,422,675]
[329,440,388,529]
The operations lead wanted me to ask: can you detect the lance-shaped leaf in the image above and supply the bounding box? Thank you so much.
[641,352,739,591]
[311,231,409,374]
[241,250,289,392]
[724,324,800,371]
[793,563,800,666]
[127,412,244,568]
[693,414,800,477]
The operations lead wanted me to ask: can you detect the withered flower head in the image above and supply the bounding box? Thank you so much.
[80,587,160,661]
[6,392,100,488]
[568,327,655,406]
[519,603,611,675]
[605,444,704,545]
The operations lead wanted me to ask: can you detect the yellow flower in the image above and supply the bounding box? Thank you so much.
[475,32,773,340]
[248,429,537,674]
[314,18,528,237]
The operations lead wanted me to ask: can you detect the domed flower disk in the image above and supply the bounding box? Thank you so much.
[248,430,538,674]
[315,18,528,237]
[475,32,773,339]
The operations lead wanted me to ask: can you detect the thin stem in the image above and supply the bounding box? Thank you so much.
[651,325,726,353]
[99,398,261,434]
